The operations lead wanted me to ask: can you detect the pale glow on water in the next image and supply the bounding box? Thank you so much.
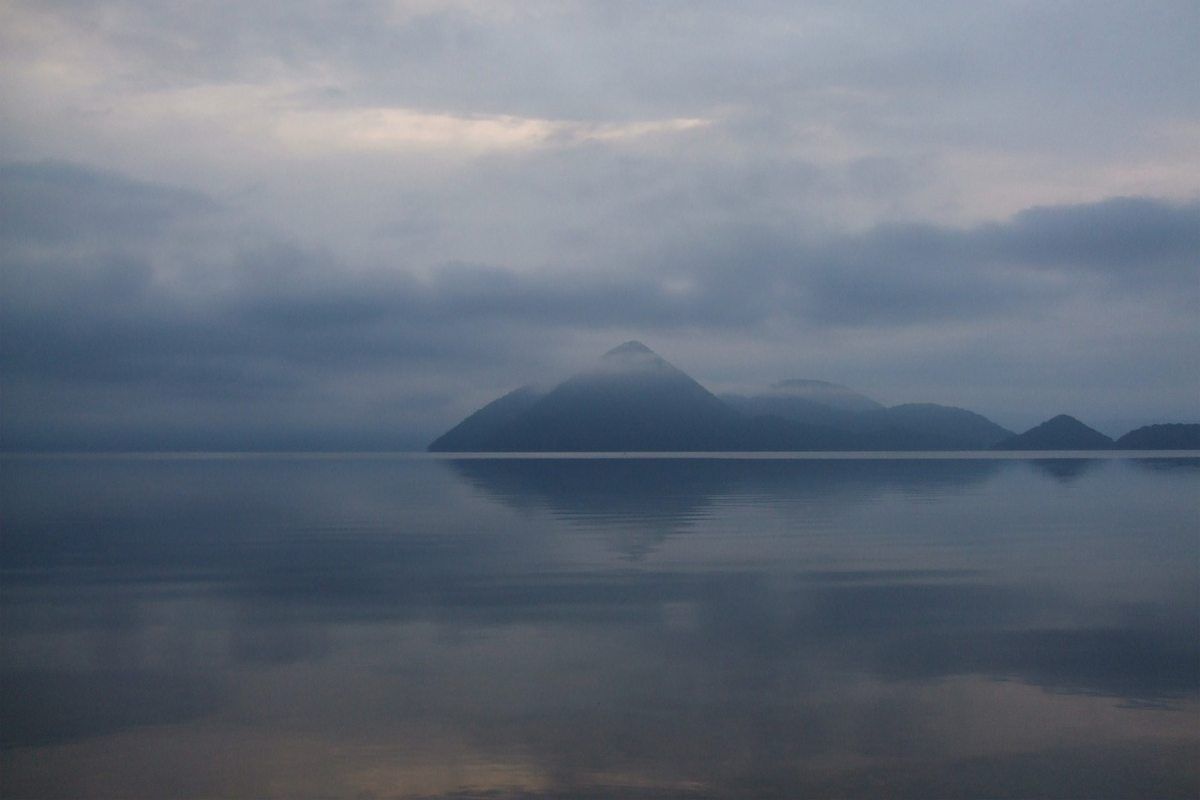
[2,455,1197,798]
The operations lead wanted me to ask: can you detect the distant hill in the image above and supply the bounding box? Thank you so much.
[431,344,1191,453]
[723,393,1012,450]
[1115,423,1200,450]
[429,342,1017,452]
[993,415,1114,450]
[857,404,1014,450]
[722,391,861,431]
[724,378,885,431]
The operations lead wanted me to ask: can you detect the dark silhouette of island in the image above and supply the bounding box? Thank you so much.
[429,342,1196,452]
[991,414,1114,450]
[1115,423,1200,450]
[423,384,544,452]
[431,342,885,451]
[722,384,1014,449]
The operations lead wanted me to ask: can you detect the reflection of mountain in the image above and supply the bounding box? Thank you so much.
[1130,456,1200,474]
[447,458,723,559]
[451,458,717,523]
[448,457,1004,557]
[1028,458,1101,483]
[3,454,1197,779]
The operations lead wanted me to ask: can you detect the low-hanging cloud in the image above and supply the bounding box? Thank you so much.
[0,162,216,244]
[2,161,1196,448]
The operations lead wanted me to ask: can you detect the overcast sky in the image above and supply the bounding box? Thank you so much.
[2,0,1197,449]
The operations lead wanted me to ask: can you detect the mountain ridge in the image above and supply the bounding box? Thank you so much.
[1114,423,1200,450]
[428,343,1196,452]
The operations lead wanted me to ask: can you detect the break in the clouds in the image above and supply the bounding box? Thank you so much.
[1,1,1197,448]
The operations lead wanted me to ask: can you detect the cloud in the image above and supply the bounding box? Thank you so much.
[792,197,1200,324]
[0,1,1197,448]
[275,107,711,154]
[1,161,1196,448]
[0,161,215,244]
[5,1,1196,224]
[992,196,1200,276]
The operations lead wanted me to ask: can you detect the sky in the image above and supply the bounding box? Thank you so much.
[1,0,1197,449]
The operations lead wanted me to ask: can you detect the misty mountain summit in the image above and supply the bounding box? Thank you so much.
[429,342,748,451]
[602,340,660,361]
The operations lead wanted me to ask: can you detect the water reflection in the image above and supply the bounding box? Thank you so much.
[1028,458,1101,483]
[1,455,1197,798]
[448,457,1002,558]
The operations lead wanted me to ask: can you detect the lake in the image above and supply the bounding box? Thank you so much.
[2,454,1197,798]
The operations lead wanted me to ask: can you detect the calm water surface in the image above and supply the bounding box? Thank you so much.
[2,454,1198,798]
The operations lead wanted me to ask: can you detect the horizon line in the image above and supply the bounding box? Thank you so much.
[3,450,1199,461]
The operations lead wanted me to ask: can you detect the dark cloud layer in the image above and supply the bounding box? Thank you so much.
[995,197,1200,274]
[1,162,1197,448]
[0,162,215,244]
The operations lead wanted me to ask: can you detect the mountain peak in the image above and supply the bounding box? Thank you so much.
[595,341,673,376]
[604,341,657,358]
[428,340,743,451]
[1040,414,1098,432]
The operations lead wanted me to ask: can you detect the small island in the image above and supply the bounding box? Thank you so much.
[430,342,1199,453]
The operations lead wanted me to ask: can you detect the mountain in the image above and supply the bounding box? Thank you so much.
[857,404,1014,450]
[721,391,861,430]
[1115,423,1200,450]
[723,390,1012,450]
[993,414,1114,450]
[488,341,749,451]
[430,343,1094,453]
[431,342,753,451]
[430,342,872,452]
[427,384,545,452]
[722,379,878,430]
